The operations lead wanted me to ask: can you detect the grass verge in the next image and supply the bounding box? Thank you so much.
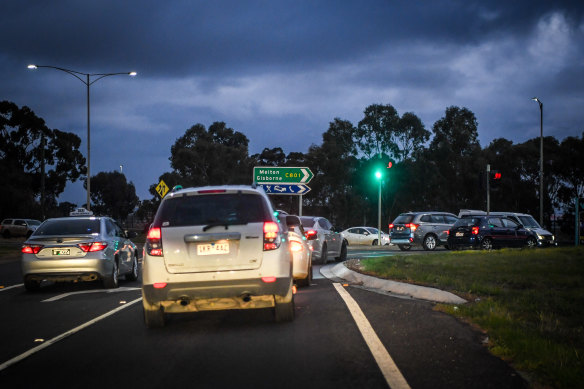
[357,247,584,388]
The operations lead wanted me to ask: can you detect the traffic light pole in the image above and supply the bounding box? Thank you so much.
[486,164,490,215]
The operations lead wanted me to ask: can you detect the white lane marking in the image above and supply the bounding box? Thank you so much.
[42,287,141,302]
[0,297,142,372]
[0,284,24,292]
[333,283,411,389]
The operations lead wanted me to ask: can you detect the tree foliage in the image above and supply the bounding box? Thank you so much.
[88,171,139,221]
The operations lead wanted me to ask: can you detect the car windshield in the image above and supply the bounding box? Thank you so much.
[518,215,541,228]
[34,218,101,236]
[453,217,481,227]
[393,214,414,224]
[300,217,316,228]
[154,193,269,227]
[365,227,379,234]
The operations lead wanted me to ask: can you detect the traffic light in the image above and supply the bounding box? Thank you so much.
[490,170,502,180]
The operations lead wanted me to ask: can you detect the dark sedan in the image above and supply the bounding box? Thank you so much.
[447,216,537,250]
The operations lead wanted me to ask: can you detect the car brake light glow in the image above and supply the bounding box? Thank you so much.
[22,245,43,254]
[406,223,419,232]
[263,221,280,251]
[388,224,394,229]
[472,226,480,235]
[289,241,303,252]
[197,189,227,194]
[305,229,317,239]
[78,242,108,252]
[261,276,277,283]
[153,282,167,289]
[147,227,163,256]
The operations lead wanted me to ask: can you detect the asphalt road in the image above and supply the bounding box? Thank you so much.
[0,247,527,389]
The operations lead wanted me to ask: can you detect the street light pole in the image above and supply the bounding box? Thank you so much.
[532,97,544,226]
[28,65,136,211]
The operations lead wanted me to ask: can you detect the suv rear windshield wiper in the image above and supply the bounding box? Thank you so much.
[202,220,248,232]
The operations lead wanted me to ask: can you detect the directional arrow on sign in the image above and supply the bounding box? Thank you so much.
[258,184,311,195]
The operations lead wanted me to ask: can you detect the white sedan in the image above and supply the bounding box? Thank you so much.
[341,227,390,246]
[280,214,315,287]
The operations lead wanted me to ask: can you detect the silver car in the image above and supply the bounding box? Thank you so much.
[141,185,295,328]
[389,212,458,251]
[21,216,139,291]
[299,216,346,264]
[341,226,390,246]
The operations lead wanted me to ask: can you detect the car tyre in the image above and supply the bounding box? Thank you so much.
[103,259,119,289]
[423,234,437,251]
[24,278,41,292]
[274,283,295,322]
[481,237,493,250]
[371,239,378,246]
[526,237,537,249]
[319,243,328,264]
[126,253,139,281]
[144,306,165,328]
[398,244,411,251]
[335,241,347,262]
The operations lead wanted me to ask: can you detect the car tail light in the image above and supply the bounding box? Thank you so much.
[147,227,163,256]
[261,276,277,283]
[388,224,394,229]
[78,242,108,252]
[305,229,317,239]
[289,241,303,252]
[406,223,419,232]
[197,189,227,194]
[472,226,480,235]
[22,244,43,254]
[263,222,281,251]
[153,282,167,289]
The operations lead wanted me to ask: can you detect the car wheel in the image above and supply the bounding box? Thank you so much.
[319,243,328,264]
[274,283,295,322]
[24,278,41,292]
[526,237,537,249]
[372,239,378,246]
[481,237,493,250]
[335,241,347,262]
[398,244,411,251]
[423,234,437,251]
[143,306,165,328]
[103,259,119,289]
[125,253,138,281]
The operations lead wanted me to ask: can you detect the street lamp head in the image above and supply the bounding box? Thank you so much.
[129,71,137,76]
[27,64,38,69]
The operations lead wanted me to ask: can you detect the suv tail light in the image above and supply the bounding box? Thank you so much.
[78,242,108,252]
[22,244,43,254]
[406,223,419,232]
[147,227,163,256]
[471,226,480,235]
[388,224,394,229]
[305,229,317,240]
[263,222,281,251]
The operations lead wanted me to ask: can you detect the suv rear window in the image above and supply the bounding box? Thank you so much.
[393,214,414,224]
[154,193,270,227]
[34,219,101,236]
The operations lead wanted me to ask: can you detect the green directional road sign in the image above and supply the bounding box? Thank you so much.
[253,166,314,184]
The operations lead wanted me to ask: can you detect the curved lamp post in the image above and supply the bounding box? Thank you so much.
[28,64,136,211]
[532,97,543,226]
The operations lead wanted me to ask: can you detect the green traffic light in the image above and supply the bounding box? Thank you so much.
[375,171,382,180]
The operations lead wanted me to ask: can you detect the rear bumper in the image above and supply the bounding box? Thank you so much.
[22,256,112,281]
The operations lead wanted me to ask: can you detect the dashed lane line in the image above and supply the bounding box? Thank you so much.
[0,297,142,372]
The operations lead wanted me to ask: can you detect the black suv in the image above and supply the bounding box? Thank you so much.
[389,212,458,251]
[447,215,538,250]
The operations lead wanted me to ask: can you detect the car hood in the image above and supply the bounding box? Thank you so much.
[527,227,553,236]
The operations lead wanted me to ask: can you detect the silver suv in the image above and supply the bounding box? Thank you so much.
[141,185,295,328]
[389,212,458,251]
[1,219,42,238]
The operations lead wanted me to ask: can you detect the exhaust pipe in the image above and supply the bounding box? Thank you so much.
[179,296,190,306]
[241,294,252,303]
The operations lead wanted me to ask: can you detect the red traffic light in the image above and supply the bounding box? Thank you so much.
[387,162,393,168]
[494,172,501,180]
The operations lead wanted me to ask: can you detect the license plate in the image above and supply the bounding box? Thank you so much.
[52,249,70,256]
[455,232,464,237]
[197,243,229,255]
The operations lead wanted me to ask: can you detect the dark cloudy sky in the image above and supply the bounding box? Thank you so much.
[1,1,583,204]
